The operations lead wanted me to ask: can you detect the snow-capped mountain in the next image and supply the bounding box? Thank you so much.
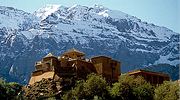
[0,5,179,84]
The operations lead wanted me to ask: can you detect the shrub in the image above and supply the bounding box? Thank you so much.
[110,75,154,100]
[0,78,23,99]
[154,81,179,100]
[62,73,110,100]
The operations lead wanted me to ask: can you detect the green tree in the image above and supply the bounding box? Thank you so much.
[154,81,179,100]
[0,78,23,100]
[0,78,7,99]
[62,80,85,100]
[110,75,154,100]
[63,73,110,100]
[83,74,109,99]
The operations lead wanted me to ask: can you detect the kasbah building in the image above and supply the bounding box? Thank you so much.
[29,48,170,88]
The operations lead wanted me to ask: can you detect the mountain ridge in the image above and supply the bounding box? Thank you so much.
[0,4,179,84]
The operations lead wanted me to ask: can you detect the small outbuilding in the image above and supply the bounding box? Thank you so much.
[128,69,170,84]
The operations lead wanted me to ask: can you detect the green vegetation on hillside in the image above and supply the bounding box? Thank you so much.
[62,74,179,100]
[0,74,179,100]
[62,73,110,100]
[154,81,179,100]
[0,78,23,99]
[110,75,154,100]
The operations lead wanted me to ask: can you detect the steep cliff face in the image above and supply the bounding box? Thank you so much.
[0,5,179,84]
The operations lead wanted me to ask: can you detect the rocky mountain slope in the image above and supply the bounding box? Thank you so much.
[0,5,179,84]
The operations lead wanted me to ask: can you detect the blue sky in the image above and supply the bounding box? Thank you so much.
[0,0,179,33]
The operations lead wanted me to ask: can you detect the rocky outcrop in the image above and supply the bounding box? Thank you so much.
[24,78,58,99]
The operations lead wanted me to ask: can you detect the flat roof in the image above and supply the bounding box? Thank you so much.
[128,69,169,77]
[91,55,112,59]
[91,55,120,63]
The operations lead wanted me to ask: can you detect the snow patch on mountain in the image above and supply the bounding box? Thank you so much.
[21,29,38,39]
[0,4,179,83]
[154,53,179,66]
[34,4,61,20]
[98,10,109,17]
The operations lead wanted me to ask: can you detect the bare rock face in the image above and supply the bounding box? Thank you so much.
[23,77,76,99]
[24,78,58,99]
